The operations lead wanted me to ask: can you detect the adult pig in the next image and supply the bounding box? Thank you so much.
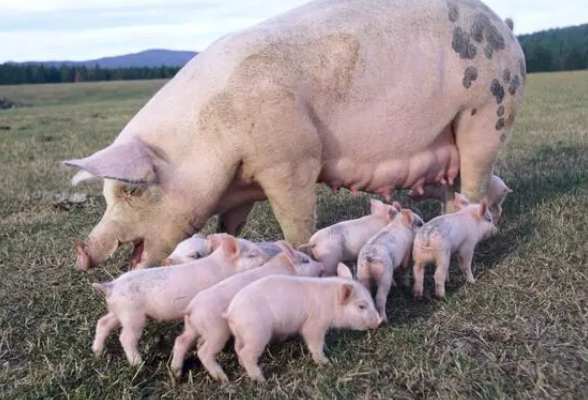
[63,0,526,270]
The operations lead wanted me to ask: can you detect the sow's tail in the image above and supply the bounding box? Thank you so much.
[91,282,113,299]
[505,18,514,32]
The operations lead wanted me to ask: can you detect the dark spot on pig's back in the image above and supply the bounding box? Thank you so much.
[508,75,521,95]
[485,25,505,51]
[447,2,459,22]
[490,79,505,104]
[495,118,505,131]
[484,44,493,59]
[471,108,477,116]
[452,27,477,59]
[462,66,478,89]
[497,105,505,117]
[471,14,491,43]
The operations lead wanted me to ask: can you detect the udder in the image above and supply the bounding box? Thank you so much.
[319,128,459,200]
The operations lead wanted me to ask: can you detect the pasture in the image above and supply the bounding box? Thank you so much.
[0,71,587,399]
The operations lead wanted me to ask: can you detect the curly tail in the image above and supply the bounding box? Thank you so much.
[505,18,514,32]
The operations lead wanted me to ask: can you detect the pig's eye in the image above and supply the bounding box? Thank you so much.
[190,252,201,259]
[301,257,309,264]
[121,184,145,197]
[248,251,260,258]
[358,302,366,310]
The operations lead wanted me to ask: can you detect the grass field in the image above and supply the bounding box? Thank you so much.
[1,72,587,399]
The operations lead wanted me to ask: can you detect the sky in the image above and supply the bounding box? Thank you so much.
[0,0,586,63]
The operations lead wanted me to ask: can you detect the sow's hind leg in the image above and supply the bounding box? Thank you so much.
[453,95,521,205]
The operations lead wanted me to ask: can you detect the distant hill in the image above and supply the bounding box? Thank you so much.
[11,49,198,69]
[517,23,588,72]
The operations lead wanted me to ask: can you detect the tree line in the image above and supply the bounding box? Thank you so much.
[518,23,588,73]
[1,23,586,85]
[0,64,182,85]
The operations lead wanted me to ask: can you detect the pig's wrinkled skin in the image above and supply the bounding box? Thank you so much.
[170,241,323,381]
[162,234,284,267]
[298,199,401,276]
[408,174,514,224]
[356,209,424,322]
[90,234,269,366]
[223,263,381,382]
[412,193,499,299]
[63,0,525,271]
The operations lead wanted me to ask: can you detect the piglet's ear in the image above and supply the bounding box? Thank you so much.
[221,235,241,260]
[400,209,414,228]
[479,199,489,218]
[336,262,353,279]
[62,137,157,185]
[453,192,470,211]
[369,199,385,214]
[339,283,354,304]
[276,240,297,264]
[392,201,402,211]
[207,234,225,252]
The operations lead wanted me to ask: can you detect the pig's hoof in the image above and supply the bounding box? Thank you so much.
[212,370,229,383]
[250,373,266,383]
[128,356,143,366]
[466,275,476,284]
[312,354,330,365]
[413,290,423,299]
[74,242,91,271]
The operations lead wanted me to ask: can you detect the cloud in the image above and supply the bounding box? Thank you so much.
[0,0,586,62]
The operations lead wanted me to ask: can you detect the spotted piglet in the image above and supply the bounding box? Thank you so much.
[356,209,424,322]
[298,199,401,276]
[412,193,498,299]
[222,263,381,382]
[90,233,270,366]
[170,241,323,381]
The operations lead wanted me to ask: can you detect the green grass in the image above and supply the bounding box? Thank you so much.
[1,72,587,399]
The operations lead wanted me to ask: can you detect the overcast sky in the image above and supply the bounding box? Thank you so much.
[0,0,586,62]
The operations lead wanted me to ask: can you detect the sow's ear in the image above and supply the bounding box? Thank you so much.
[62,137,158,185]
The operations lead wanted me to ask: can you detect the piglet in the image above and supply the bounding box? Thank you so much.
[170,241,324,381]
[484,174,513,224]
[298,199,401,276]
[222,263,381,382]
[412,193,498,299]
[356,209,424,322]
[90,233,270,366]
[408,174,513,224]
[162,235,283,266]
[162,233,210,265]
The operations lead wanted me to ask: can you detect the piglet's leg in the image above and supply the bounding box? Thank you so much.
[301,324,329,364]
[412,261,426,299]
[197,326,232,382]
[92,312,120,357]
[170,323,198,377]
[433,253,451,299]
[234,330,269,383]
[375,269,393,323]
[118,313,147,366]
[458,247,476,283]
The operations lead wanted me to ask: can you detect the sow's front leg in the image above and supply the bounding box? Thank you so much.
[250,91,322,248]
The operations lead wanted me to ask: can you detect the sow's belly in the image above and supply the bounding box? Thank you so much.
[318,115,460,199]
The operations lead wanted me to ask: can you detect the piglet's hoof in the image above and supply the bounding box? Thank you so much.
[74,242,92,271]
